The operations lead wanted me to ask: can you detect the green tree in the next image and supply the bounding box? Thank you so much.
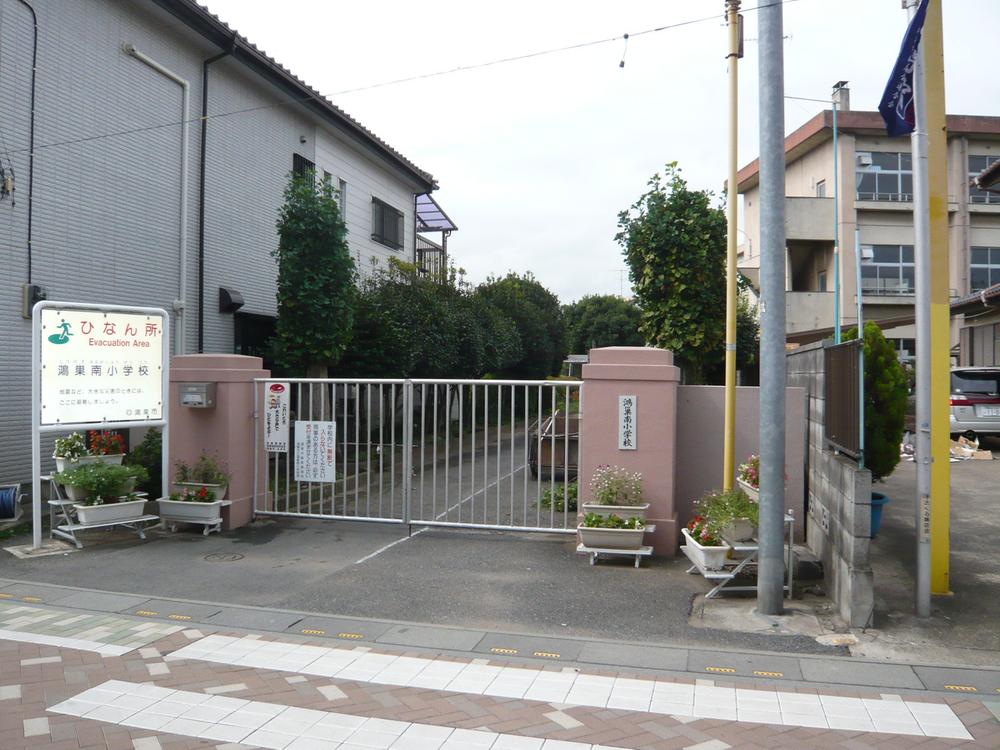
[476,272,567,379]
[563,295,643,353]
[844,322,908,482]
[271,174,356,376]
[616,163,727,383]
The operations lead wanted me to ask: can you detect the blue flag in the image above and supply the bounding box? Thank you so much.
[878,0,930,137]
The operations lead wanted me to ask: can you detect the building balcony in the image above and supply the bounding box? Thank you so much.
[786,197,835,241]
[787,291,836,335]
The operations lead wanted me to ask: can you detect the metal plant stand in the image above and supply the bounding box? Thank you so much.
[43,476,159,550]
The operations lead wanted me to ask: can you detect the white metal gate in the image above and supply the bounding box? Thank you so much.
[253,378,581,533]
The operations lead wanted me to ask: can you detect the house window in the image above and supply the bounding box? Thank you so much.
[371,197,403,250]
[971,246,1000,292]
[339,179,348,212]
[856,151,912,201]
[293,153,315,178]
[969,155,1000,204]
[817,270,827,291]
[893,338,916,363]
[860,244,914,295]
[816,180,826,198]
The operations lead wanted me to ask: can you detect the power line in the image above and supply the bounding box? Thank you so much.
[3,0,804,158]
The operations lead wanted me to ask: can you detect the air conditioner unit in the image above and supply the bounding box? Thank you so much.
[857,152,873,167]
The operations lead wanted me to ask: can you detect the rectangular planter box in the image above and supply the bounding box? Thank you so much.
[681,527,730,571]
[73,499,146,526]
[174,482,228,501]
[158,498,223,523]
[736,479,759,502]
[62,484,89,502]
[54,454,124,473]
[578,524,645,550]
[721,518,757,544]
[581,502,649,522]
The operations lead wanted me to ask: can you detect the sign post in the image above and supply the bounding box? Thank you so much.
[31,301,170,549]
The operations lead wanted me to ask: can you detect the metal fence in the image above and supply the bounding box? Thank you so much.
[253,378,581,534]
[823,339,863,459]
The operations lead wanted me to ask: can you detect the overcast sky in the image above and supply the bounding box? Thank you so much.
[202,0,999,303]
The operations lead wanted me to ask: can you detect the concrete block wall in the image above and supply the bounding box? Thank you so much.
[787,342,875,628]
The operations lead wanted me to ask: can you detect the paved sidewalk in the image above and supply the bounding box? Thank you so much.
[2,598,1000,749]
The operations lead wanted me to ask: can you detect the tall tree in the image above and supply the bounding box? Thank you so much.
[271,174,356,376]
[563,294,642,353]
[616,163,727,383]
[476,272,567,379]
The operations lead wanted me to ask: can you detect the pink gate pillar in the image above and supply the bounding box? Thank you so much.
[579,347,681,556]
[169,354,269,530]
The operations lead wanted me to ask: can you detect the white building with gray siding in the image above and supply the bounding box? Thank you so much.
[0,0,448,485]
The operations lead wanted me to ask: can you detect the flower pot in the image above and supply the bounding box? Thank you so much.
[62,484,89,502]
[174,482,228,500]
[581,502,649,522]
[870,491,890,538]
[681,527,731,571]
[736,479,759,502]
[158,498,223,524]
[53,453,124,472]
[721,518,757,544]
[578,524,645,550]
[73,499,146,525]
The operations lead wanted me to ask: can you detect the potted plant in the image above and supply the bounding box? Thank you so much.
[174,453,230,500]
[158,485,223,524]
[53,431,126,472]
[581,465,649,521]
[88,430,126,463]
[55,464,146,524]
[681,515,730,571]
[735,455,760,501]
[844,322,908,538]
[578,512,646,550]
[697,488,759,544]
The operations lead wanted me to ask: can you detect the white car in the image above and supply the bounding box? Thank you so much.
[950,368,1000,438]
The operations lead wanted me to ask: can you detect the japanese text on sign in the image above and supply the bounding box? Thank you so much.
[39,308,164,425]
[618,394,637,450]
[264,382,290,452]
[294,421,336,483]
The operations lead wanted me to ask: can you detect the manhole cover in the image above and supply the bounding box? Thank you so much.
[204,552,244,562]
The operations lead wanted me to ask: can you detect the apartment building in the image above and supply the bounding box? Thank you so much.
[0,0,453,483]
[737,83,1000,362]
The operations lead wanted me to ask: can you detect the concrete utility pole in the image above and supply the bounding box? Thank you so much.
[756,0,786,615]
[722,0,742,491]
[905,0,933,618]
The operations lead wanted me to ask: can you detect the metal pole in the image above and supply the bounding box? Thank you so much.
[722,0,742,490]
[907,0,932,618]
[833,100,841,343]
[855,227,865,469]
[756,0,786,615]
[31,305,41,550]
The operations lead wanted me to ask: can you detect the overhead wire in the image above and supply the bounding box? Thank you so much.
[2,0,805,158]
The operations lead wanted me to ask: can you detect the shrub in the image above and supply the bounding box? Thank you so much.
[844,322,908,482]
[125,428,162,495]
[175,454,230,485]
[540,483,577,512]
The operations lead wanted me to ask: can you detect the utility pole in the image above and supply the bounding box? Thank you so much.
[756,0,786,615]
[906,0,932,618]
[722,0,742,491]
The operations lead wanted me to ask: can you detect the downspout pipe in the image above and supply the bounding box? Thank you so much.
[14,0,37,284]
[124,43,190,355]
[198,37,236,353]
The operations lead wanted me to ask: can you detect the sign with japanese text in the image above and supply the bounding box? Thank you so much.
[618,394,637,450]
[294,420,336,483]
[39,307,165,425]
[264,382,290,452]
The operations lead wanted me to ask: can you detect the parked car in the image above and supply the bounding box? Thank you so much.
[950,367,1000,438]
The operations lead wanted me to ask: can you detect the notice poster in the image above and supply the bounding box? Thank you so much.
[618,394,637,450]
[294,420,336,483]
[39,307,165,425]
[264,382,290,452]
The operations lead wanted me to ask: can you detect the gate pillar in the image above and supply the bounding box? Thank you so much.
[579,347,680,556]
[169,354,269,530]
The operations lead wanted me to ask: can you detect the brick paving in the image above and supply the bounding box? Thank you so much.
[0,603,998,748]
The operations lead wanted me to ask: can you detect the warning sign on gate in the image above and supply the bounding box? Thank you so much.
[294,420,336,483]
[264,382,290,452]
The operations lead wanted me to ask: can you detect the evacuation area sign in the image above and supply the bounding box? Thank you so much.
[39,307,165,425]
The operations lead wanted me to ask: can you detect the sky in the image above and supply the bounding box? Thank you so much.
[201,0,1000,303]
